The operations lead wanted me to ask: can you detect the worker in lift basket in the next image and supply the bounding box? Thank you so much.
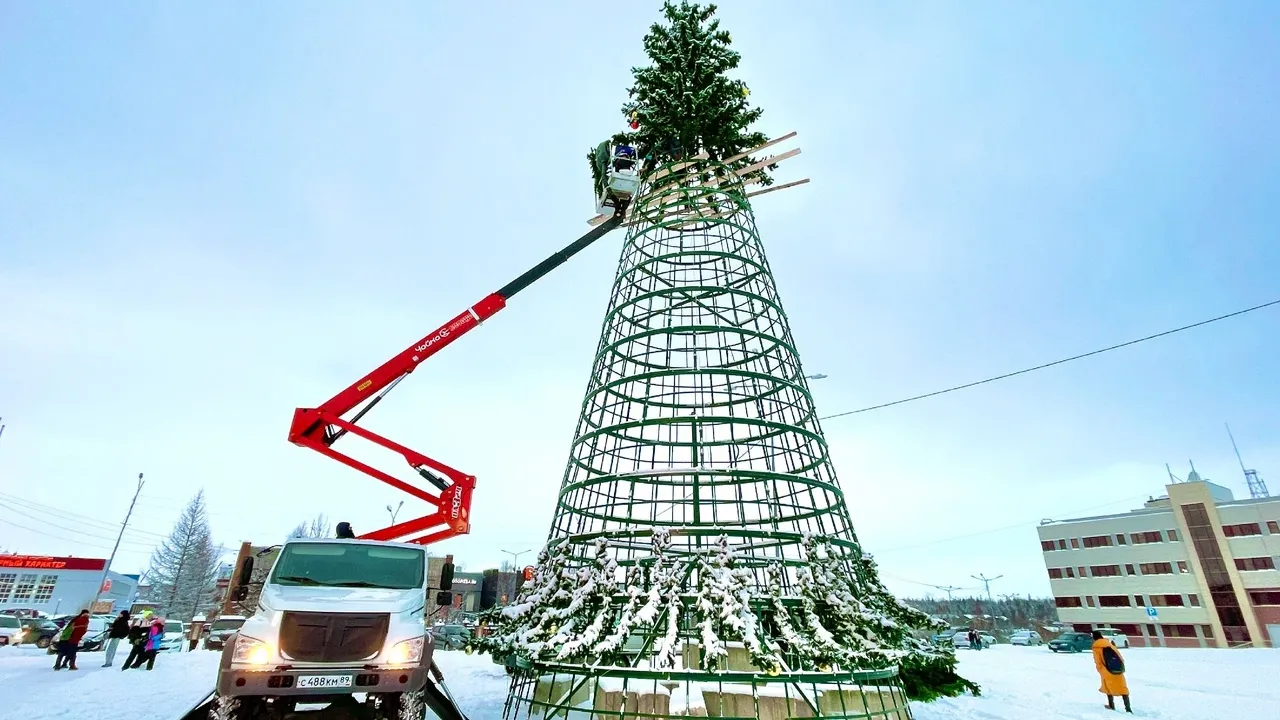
[335,521,356,539]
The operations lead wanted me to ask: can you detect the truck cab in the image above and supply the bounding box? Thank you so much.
[213,538,438,719]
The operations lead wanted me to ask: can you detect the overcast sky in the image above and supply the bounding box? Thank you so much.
[2,1,1278,598]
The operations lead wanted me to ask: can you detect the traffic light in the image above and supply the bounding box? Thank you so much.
[480,570,499,610]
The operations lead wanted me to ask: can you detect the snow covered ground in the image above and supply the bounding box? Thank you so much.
[2,643,1276,720]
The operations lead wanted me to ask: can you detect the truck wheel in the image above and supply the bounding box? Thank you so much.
[211,695,268,720]
[378,691,426,720]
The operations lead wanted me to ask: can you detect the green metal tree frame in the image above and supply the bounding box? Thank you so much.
[498,159,914,719]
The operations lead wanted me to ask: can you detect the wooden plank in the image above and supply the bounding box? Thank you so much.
[722,131,798,165]
[745,177,810,198]
[732,147,801,180]
[648,151,710,182]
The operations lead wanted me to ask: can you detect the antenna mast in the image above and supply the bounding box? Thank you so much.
[1226,423,1269,499]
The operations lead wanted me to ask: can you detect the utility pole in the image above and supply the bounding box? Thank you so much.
[971,573,1003,631]
[89,473,144,613]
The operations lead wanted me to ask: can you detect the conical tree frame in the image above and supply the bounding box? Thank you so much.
[496,159,917,719]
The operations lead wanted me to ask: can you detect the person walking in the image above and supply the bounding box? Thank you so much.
[136,617,166,670]
[102,610,131,667]
[1092,630,1133,713]
[121,616,150,671]
[52,610,90,671]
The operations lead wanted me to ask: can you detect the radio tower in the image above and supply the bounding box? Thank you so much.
[1226,424,1269,499]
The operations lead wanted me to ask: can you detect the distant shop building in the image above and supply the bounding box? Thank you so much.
[0,555,138,615]
[1038,478,1280,648]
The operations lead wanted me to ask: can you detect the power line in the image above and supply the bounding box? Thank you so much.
[0,502,157,549]
[0,492,171,540]
[820,298,1280,421]
[871,494,1150,555]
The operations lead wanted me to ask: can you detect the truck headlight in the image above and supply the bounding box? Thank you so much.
[387,636,425,665]
[231,636,273,666]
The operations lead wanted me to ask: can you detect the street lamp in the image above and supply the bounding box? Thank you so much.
[386,501,404,525]
[501,549,532,570]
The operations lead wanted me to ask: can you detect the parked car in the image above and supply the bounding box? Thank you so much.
[46,617,111,654]
[159,620,186,652]
[202,615,246,651]
[1048,632,1094,653]
[952,630,997,649]
[0,615,23,646]
[19,619,61,649]
[1095,628,1130,648]
[430,624,471,650]
[1010,630,1043,646]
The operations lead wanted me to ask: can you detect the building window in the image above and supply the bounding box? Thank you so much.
[1222,523,1262,538]
[1181,502,1251,644]
[1055,596,1083,608]
[1161,624,1198,638]
[1099,595,1131,608]
[1234,557,1276,572]
[1139,562,1174,575]
[1078,566,1087,577]
[1065,566,1076,578]
[32,575,57,604]
[1267,521,1279,534]
[0,573,15,603]
[1189,594,1200,607]
[1202,624,1214,639]
[1146,624,1158,638]
[11,574,37,603]
[1116,533,1127,545]
[1125,564,1136,576]
[1071,538,1080,549]
[1113,623,1142,636]
[1149,594,1185,607]
[1058,539,1068,550]
[1041,540,1057,552]
[1090,565,1122,577]
[1134,594,1145,606]
[1177,561,1190,573]
[1168,529,1179,541]
[1048,568,1064,579]
[1082,535,1112,549]
[1130,531,1163,544]
[1249,591,1280,606]
[1086,596,1096,607]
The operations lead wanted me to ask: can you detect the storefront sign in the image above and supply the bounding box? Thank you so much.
[0,555,107,571]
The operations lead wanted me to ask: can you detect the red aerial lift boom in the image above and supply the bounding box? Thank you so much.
[288,208,627,546]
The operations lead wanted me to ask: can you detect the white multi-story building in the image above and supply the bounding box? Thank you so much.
[1037,479,1280,648]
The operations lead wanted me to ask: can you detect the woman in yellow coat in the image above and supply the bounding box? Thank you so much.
[1091,630,1132,713]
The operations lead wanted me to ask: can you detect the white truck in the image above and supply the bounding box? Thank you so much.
[193,537,465,720]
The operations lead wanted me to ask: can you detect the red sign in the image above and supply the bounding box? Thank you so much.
[101,578,113,593]
[0,555,107,571]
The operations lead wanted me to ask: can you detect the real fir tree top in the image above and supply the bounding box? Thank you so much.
[595,0,776,186]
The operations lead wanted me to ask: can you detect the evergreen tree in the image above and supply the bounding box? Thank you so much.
[602,0,776,185]
[146,491,219,622]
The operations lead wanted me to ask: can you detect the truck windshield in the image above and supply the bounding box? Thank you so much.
[270,542,425,590]
[211,618,245,632]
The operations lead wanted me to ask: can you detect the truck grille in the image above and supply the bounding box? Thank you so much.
[279,612,389,663]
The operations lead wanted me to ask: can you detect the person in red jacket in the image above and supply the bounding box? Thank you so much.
[53,610,91,671]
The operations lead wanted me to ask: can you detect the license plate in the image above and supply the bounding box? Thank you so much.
[296,675,353,689]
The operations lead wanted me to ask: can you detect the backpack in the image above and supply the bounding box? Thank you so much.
[1101,644,1125,674]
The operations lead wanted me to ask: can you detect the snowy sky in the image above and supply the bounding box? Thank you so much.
[2,1,1278,599]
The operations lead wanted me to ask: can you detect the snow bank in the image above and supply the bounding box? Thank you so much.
[4,643,1274,720]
